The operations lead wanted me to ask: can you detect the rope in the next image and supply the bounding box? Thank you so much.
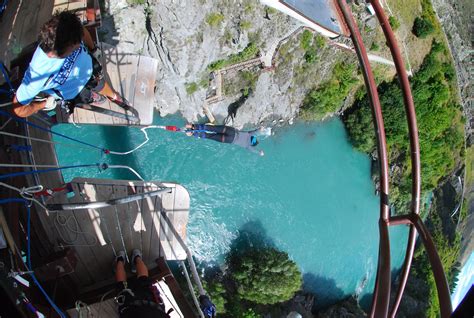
[107,164,144,180]
[107,125,163,155]
[0,117,12,130]
[54,213,98,247]
[0,130,103,152]
[0,62,14,93]
[0,198,66,318]
[0,101,12,107]
[75,300,91,318]
[0,181,49,211]
[0,109,108,153]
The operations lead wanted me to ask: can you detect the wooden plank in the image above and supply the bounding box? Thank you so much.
[72,182,112,284]
[139,183,156,268]
[89,183,117,262]
[127,184,143,257]
[149,191,162,264]
[112,185,134,255]
[133,54,157,126]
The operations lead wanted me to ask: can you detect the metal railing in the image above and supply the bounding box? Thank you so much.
[334,1,452,317]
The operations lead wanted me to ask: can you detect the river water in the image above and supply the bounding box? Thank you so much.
[53,116,408,308]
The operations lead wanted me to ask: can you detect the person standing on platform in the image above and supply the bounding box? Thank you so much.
[11,11,127,117]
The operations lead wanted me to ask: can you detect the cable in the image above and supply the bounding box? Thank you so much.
[0,181,48,211]
[0,101,12,107]
[0,163,103,180]
[107,125,163,155]
[0,130,101,152]
[107,164,144,180]
[0,198,66,318]
[0,109,108,153]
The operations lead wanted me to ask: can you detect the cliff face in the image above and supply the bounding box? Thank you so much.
[102,0,306,127]
[101,0,362,128]
[431,0,473,144]
[430,0,473,267]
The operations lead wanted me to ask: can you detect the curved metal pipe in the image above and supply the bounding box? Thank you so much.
[335,1,391,317]
[46,188,171,211]
[389,214,453,317]
[368,2,422,316]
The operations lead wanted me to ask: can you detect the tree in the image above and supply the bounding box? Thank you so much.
[413,16,434,38]
[229,246,302,305]
[388,16,400,31]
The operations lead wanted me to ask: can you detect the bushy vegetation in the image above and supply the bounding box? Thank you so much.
[185,82,199,95]
[370,42,380,51]
[240,20,252,30]
[229,246,302,305]
[412,0,438,38]
[413,16,435,38]
[194,227,303,317]
[300,62,359,120]
[208,43,259,71]
[300,30,313,50]
[298,31,326,64]
[388,16,401,31]
[206,12,224,27]
[127,0,145,5]
[344,41,463,191]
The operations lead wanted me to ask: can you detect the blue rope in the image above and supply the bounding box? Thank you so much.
[0,163,103,180]
[0,198,66,318]
[0,109,108,153]
[0,62,14,94]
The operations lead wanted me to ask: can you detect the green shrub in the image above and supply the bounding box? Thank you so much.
[344,42,463,190]
[413,16,434,38]
[370,42,380,51]
[127,0,145,5]
[203,280,227,313]
[206,12,224,27]
[388,16,400,31]
[301,62,358,120]
[304,49,317,64]
[229,246,302,305]
[314,34,326,49]
[185,82,199,95]
[208,43,259,71]
[240,20,252,30]
[300,30,313,50]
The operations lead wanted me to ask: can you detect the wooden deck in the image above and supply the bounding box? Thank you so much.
[55,44,158,126]
[35,176,189,287]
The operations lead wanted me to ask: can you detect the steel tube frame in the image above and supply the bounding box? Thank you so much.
[46,188,171,211]
[368,2,423,317]
[387,214,453,317]
[369,2,452,317]
[335,1,391,317]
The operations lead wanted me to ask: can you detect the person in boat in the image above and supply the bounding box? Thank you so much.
[186,123,264,156]
[11,11,127,117]
[114,249,171,318]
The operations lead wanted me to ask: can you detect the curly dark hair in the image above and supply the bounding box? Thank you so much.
[38,11,83,56]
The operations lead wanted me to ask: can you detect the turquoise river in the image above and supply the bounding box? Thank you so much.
[53,116,409,308]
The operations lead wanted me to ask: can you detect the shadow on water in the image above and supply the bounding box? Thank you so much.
[228,220,275,255]
[100,126,142,180]
[303,273,346,310]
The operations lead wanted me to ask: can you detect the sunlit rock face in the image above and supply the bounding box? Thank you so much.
[101,0,353,127]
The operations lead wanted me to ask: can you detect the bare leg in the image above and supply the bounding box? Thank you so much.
[98,82,117,99]
[135,256,148,278]
[115,259,127,283]
[82,26,95,51]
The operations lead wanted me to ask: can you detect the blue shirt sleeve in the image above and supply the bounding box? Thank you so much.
[15,66,51,105]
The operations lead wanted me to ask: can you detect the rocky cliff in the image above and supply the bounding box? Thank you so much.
[100,0,363,128]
